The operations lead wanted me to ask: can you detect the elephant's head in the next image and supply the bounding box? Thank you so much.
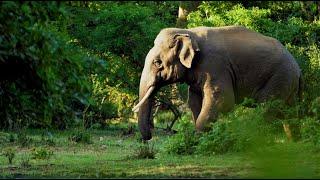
[132,29,200,141]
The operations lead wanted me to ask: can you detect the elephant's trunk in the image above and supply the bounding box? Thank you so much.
[134,67,157,141]
[137,87,153,141]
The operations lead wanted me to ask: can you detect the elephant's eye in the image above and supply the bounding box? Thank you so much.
[153,59,163,69]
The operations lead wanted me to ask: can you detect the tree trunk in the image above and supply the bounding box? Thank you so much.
[176,1,201,28]
[317,1,320,16]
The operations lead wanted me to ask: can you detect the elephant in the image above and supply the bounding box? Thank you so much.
[132,26,303,141]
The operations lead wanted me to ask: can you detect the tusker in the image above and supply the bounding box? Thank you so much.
[133,26,302,141]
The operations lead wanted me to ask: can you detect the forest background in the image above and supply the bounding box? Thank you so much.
[1,1,320,178]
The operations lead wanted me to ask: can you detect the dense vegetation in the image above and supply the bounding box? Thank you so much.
[1,1,320,178]
[0,1,178,130]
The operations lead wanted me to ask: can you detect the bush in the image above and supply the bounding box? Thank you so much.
[154,111,175,124]
[1,147,16,164]
[17,131,32,147]
[133,143,157,159]
[0,2,94,129]
[164,100,298,155]
[0,132,12,144]
[20,153,31,168]
[68,130,92,144]
[300,117,320,148]
[31,147,54,160]
[164,114,199,155]
[41,131,55,146]
[310,97,320,119]
[68,2,171,64]
[196,121,236,155]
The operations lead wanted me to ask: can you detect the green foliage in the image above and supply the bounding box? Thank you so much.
[1,1,161,129]
[188,2,270,30]
[311,97,320,119]
[154,111,175,124]
[41,131,56,146]
[194,105,268,155]
[133,143,157,159]
[164,114,199,155]
[89,61,137,123]
[20,153,31,168]
[196,121,236,155]
[31,147,54,160]
[68,130,92,144]
[0,132,12,144]
[164,100,303,155]
[300,117,320,148]
[1,147,16,164]
[0,2,94,129]
[68,2,171,64]
[17,131,33,147]
[286,42,320,108]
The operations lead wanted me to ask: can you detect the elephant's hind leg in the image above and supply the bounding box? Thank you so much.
[254,72,299,141]
[254,73,292,103]
[188,87,202,124]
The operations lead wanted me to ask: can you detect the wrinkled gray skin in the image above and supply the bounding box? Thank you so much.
[135,26,302,141]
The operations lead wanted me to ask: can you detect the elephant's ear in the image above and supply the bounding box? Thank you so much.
[173,33,200,68]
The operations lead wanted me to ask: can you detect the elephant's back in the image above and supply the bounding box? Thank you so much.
[208,26,299,75]
[192,26,301,103]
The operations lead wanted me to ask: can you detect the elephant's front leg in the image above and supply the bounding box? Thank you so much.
[188,87,202,124]
[195,82,225,131]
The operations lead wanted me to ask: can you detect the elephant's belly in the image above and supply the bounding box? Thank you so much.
[233,78,268,104]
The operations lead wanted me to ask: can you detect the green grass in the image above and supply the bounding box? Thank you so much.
[0,124,319,178]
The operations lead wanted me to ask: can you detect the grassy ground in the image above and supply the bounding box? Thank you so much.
[0,123,319,178]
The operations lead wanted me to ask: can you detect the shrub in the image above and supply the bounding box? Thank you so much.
[133,143,157,159]
[17,131,32,147]
[164,101,296,155]
[0,132,11,144]
[196,121,236,155]
[154,111,175,124]
[188,3,271,31]
[41,131,55,146]
[300,117,320,148]
[164,114,199,155]
[1,147,16,164]
[310,97,320,119]
[68,130,92,144]
[20,153,31,168]
[31,147,54,160]
[0,2,94,129]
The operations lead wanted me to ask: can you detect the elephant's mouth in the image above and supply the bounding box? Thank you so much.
[132,86,155,113]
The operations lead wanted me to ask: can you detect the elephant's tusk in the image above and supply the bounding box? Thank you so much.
[132,86,155,113]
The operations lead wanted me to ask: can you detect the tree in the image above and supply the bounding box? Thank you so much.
[176,1,201,28]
